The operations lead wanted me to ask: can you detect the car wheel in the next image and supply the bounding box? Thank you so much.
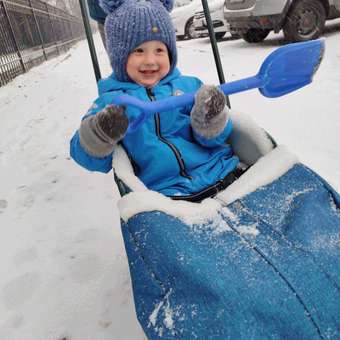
[241,28,270,43]
[185,17,197,39]
[215,32,226,40]
[283,0,326,42]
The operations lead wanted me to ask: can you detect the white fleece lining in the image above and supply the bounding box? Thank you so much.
[113,145,298,223]
[229,110,275,165]
[216,145,298,205]
[112,145,148,192]
[118,193,222,225]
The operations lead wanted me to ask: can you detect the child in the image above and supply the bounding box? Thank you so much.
[70,0,241,202]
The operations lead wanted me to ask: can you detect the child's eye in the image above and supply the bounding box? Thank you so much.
[134,48,144,53]
[156,48,165,53]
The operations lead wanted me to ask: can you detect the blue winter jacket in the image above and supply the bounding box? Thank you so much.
[70,68,239,197]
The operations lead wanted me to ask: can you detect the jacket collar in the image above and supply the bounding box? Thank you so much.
[97,68,181,95]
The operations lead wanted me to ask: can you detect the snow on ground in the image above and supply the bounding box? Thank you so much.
[0,19,339,340]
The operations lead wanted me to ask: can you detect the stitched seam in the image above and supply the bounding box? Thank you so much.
[125,221,180,338]
[226,201,325,339]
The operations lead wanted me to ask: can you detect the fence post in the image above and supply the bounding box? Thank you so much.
[69,15,75,40]
[1,0,26,72]
[28,0,47,60]
[45,2,60,55]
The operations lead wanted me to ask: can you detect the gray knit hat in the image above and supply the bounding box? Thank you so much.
[99,0,177,82]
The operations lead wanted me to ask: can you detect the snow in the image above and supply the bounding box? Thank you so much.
[0,19,340,339]
[118,190,222,224]
[235,224,260,237]
[148,289,175,336]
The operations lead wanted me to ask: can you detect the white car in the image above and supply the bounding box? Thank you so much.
[171,0,202,40]
[193,0,231,40]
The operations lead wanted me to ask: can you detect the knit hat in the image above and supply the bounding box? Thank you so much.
[99,0,177,82]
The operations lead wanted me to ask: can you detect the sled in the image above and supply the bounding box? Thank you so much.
[77,0,340,335]
[112,108,340,339]
[106,40,339,339]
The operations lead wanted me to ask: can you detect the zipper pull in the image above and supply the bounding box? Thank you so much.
[146,87,153,98]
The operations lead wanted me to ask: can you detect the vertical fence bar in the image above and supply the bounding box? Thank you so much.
[45,2,60,55]
[70,15,75,40]
[28,0,47,60]
[1,0,26,72]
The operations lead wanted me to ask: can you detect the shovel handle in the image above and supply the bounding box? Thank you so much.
[111,40,324,133]
[114,76,262,133]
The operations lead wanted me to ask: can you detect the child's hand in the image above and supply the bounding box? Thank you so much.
[78,105,128,157]
[190,85,228,139]
[96,105,129,142]
[194,85,226,121]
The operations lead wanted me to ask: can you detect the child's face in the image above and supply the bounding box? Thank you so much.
[126,40,171,87]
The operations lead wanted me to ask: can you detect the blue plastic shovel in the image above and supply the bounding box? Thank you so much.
[112,39,325,133]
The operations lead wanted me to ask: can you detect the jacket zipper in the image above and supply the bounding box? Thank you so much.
[146,88,192,179]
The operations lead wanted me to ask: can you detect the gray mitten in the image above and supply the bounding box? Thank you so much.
[79,105,128,157]
[190,85,229,139]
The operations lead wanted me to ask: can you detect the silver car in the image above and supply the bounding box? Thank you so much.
[224,0,340,43]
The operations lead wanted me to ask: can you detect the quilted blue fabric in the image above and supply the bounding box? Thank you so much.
[121,163,340,339]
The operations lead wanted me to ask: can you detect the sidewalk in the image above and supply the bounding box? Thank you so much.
[0,34,144,340]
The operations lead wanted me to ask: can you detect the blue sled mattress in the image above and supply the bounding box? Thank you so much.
[115,146,340,339]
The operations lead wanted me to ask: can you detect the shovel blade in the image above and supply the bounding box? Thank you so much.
[259,39,325,98]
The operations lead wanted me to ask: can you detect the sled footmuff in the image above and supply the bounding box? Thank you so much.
[118,160,340,339]
[112,113,340,339]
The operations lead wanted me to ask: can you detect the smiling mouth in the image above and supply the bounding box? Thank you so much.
[140,70,158,75]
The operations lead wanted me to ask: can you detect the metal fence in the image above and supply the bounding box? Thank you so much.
[0,0,84,87]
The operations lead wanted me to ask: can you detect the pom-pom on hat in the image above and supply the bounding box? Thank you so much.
[99,0,177,82]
